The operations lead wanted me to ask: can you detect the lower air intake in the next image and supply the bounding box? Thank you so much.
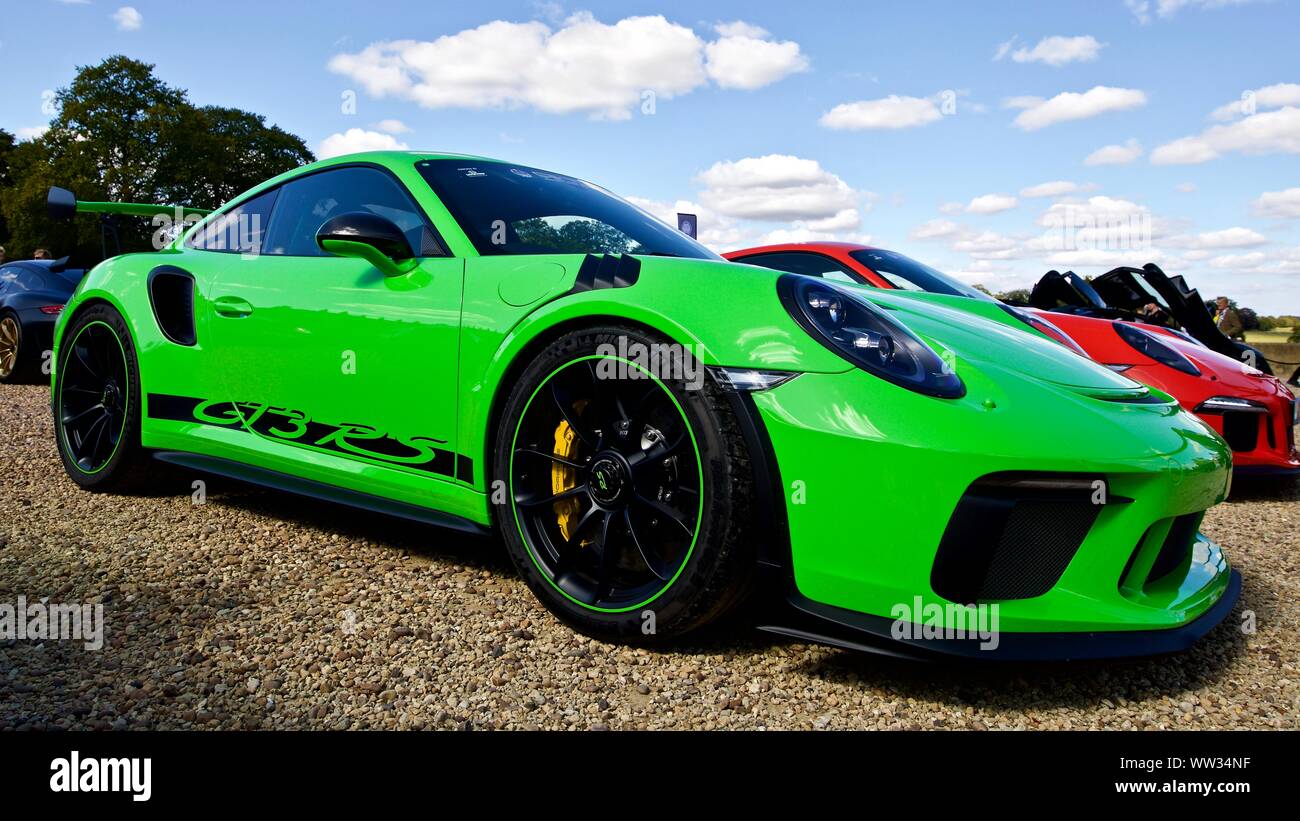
[931,473,1105,604]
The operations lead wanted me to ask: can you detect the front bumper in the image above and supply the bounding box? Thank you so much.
[1194,391,1299,476]
[747,364,1236,653]
[759,567,1241,662]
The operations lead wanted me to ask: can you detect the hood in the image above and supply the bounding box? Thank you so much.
[854,287,1151,397]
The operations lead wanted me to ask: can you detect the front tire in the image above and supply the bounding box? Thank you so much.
[53,304,150,491]
[493,325,756,643]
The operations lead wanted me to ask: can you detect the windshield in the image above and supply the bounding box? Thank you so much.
[849,249,992,301]
[416,159,719,260]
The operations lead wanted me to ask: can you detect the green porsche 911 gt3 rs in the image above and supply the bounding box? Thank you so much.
[47,151,1239,660]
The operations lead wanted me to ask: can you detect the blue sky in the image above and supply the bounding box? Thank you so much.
[4,0,1300,310]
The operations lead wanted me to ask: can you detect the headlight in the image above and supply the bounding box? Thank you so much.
[1195,396,1267,414]
[778,275,965,399]
[1113,322,1201,376]
[998,304,1089,357]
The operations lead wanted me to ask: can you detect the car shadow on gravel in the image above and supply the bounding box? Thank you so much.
[779,599,1254,714]
[1224,475,1299,503]
[178,472,513,572]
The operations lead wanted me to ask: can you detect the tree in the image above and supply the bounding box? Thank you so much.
[1237,306,1259,331]
[514,217,635,254]
[0,128,14,245]
[0,56,313,264]
[997,288,1032,304]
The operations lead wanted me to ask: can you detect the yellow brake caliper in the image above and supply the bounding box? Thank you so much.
[552,412,586,544]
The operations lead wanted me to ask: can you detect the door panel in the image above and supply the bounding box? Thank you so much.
[204,254,466,487]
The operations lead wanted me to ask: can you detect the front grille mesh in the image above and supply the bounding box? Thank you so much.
[930,474,1105,604]
[977,502,1099,600]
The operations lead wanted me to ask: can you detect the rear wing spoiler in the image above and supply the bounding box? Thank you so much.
[46,186,213,262]
[47,186,212,221]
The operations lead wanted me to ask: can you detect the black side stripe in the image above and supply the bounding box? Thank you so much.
[146,393,473,483]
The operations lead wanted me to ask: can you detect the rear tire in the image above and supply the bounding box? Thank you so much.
[0,311,35,384]
[493,325,756,643]
[53,304,151,491]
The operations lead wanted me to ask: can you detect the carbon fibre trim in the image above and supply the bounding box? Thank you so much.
[566,254,641,294]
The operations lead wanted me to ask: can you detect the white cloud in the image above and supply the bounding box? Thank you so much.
[1171,227,1269,248]
[1001,95,1044,110]
[1013,86,1147,130]
[15,126,48,140]
[1004,35,1105,67]
[113,6,142,31]
[965,193,1019,214]
[317,128,409,159]
[1208,251,1267,269]
[1084,138,1143,166]
[910,218,961,240]
[695,154,863,222]
[328,14,805,121]
[993,36,1019,61]
[704,24,808,89]
[713,21,770,39]
[1020,180,1081,198]
[819,94,945,130]
[371,119,411,134]
[1128,0,1268,23]
[1151,106,1300,164]
[754,226,875,246]
[1252,187,1300,219]
[950,230,1026,260]
[1032,196,1158,253]
[1176,182,1197,193]
[939,201,967,216]
[1210,83,1300,121]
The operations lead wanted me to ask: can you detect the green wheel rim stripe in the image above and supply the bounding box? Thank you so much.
[57,320,130,476]
[509,354,705,613]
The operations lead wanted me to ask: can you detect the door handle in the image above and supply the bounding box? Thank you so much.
[212,295,254,318]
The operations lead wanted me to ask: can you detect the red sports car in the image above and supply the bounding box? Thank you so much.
[726,242,1299,477]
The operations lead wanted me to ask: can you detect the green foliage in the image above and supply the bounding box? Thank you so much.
[0,56,313,265]
[514,217,638,254]
[0,128,12,247]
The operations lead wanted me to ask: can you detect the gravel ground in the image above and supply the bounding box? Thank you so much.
[2,382,1297,730]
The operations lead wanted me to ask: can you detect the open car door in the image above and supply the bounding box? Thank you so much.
[1029,270,1133,320]
[1094,264,1272,375]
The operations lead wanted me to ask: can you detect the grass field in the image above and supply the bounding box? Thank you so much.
[1245,328,1297,344]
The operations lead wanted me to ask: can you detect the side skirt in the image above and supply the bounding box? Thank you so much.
[152,450,492,537]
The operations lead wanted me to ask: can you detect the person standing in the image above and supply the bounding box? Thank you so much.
[0,245,6,264]
[33,248,51,260]
[1214,296,1244,340]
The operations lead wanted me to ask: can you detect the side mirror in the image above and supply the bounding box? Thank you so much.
[316,211,417,277]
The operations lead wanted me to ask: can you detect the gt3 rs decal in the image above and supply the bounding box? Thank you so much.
[146,393,472,482]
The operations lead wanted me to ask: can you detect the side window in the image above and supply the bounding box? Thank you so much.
[262,166,435,257]
[187,189,278,254]
[0,267,16,295]
[737,252,860,283]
